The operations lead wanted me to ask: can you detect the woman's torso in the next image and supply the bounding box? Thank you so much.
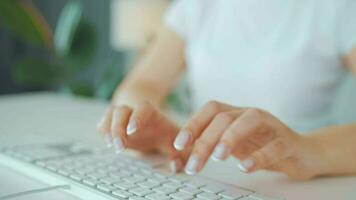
[166,0,351,131]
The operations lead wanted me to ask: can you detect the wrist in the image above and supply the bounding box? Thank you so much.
[298,134,330,178]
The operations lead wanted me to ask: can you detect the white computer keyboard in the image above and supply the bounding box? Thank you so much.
[0,143,280,200]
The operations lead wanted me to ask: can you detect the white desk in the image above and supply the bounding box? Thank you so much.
[0,92,355,200]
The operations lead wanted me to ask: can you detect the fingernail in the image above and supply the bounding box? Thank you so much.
[105,134,112,147]
[238,159,255,173]
[126,120,137,135]
[185,154,200,175]
[211,143,228,161]
[174,130,190,151]
[113,138,125,153]
[170,159,182,173]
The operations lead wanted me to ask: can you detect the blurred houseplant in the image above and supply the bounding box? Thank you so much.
[0,0,122,98]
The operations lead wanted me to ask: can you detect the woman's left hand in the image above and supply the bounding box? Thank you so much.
[173,101,323,180]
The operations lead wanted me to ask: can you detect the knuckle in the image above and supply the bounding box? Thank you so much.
[205,100,221,113]
[246,108,266,128]
[138,101,152,109]
[246,108,265,119]
[185,120,200,136]
[118,105,130,112]
[220,138,234,150]
[215,112,235,123]
[272,139,287,155]
[254,150,268,167]
[195,138,214,152]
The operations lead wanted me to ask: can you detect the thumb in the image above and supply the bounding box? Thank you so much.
[238,138,292,173]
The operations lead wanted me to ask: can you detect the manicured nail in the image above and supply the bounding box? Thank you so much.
[174,130,190,151]
[185,155,200,175]
[113,138,124,153]
[105,134,112,147]
[238,159,255,173]
[211,143,228,161]
[170,159,182,173]
[126,120,137,135]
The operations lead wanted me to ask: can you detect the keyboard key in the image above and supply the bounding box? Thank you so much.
[170,176,189,183]
[170,191,194,200]
[185,181,205,188]
[69,173,85,181]
[82,178,100,187]
[113,181,136,190]
[129,188,153,196]
[219,190,248,199]
[97,184,116,193]
[145,192,170,200]
[201,185,223,194]
[179,186,202,195]
[57,169,71,176]
[163,181,184,189]
[100,177,122,184]
[112,189,134,198]
[123,175,146,183]
[137,180,161,189]
[87,172,107,179]
[153,186,178,195]
[129,197,147,200]
[197,192,220,200]
[247,194,278,200]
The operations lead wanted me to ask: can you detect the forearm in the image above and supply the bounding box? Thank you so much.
[112,81,165,107]
[111,26,186,108]
[307,124,356,177]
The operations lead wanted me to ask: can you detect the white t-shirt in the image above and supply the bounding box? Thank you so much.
[164,0,356,132]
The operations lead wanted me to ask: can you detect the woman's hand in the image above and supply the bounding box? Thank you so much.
[174,101,323,180]
[97,102,190,173]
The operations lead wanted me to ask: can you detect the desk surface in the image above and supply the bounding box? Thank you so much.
[0,92,355,200]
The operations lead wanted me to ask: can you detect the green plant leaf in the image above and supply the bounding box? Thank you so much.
[13,57,62,87]
[0,0,53,48]
[64,21,97,70]
[54,0,82,56]
[67,82,94,97]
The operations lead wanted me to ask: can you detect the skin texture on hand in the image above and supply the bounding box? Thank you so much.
[97,101,191,172]
[97,100,356,180]
[173,101,324,180]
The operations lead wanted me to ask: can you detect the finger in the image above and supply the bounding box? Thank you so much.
[126,101,157,136]
[168,149,191,173]
[184,111,238,175]
[97,106,115,146]
[174,101,236,151]
[238,138,293,173]
[111,106,132,153]
[220,108,273,153]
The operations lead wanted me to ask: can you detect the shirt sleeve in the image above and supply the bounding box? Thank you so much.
[164,0,204,41]
[337,0,356,56]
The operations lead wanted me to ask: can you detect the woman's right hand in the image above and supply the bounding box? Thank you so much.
[97,101,189,173]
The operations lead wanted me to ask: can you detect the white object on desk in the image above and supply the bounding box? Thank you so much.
[0,92,356,200]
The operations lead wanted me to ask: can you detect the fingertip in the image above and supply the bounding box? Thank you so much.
[211,143,229,162]
[169,159,183,173]
[126,120,137,135]
[238,158,255,173]
[104,133,113,148]
[113,137,125,153]
[184,154,200,175]
[173,130,190,151]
